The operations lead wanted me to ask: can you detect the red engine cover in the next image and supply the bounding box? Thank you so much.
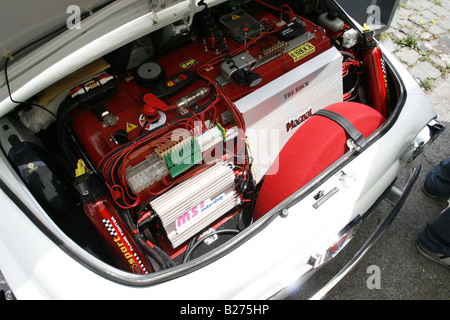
[253,102,385,220]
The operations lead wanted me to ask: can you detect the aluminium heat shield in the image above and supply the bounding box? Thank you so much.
[150,161,241,248]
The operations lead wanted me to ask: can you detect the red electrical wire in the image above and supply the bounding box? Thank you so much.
[95,10,286,208]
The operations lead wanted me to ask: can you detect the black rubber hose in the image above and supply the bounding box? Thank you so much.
[182,229,240,263]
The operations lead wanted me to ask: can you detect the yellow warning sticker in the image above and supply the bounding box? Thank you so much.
[231,14,240,20]
[126,122,138,133]
[288,42,315,62]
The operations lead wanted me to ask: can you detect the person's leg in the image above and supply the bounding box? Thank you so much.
[417,206,450,268]
[423,158,450,197]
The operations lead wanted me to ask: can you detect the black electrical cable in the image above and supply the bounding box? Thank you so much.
[141,229,176,268]
[185,233,199,256]
[191,83,217,114]
[96,119,169,174]
[55,78,119,169]
[2,0,115,118]
[121,209,176,270]
[3,56,57,118]
[56,99,80,168]
[182,229,240,263]
[135,234,165,272]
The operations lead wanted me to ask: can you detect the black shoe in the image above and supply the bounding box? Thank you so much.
[421,185,444,198]
[416,239,450,269]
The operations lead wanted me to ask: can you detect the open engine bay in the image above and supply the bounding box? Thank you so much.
[0,0,398,275]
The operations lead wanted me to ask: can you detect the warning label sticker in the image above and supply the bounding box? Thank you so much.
[126,122,138,133]
[288,42,315,62]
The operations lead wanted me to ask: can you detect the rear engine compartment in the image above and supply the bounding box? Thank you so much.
[0,0,399,275]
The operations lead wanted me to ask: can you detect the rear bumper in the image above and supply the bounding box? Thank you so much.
[271,166,421,300]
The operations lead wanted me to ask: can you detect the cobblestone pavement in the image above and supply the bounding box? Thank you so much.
[326,0,450,300]
[381,0,450,95]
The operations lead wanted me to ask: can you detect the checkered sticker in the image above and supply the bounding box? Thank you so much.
[134,252,148,274]
[102,218,118,236]
[100,217,149,274]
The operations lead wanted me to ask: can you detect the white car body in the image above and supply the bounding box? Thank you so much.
[0,0,442,300]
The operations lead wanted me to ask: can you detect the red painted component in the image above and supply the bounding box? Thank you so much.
[67,8,338,262]
[69,11,331,170]
[83,195,153,274]
[142,93,168,117]
[362,45,390,118]
[253,102,386,220]
[69,78,150,167]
